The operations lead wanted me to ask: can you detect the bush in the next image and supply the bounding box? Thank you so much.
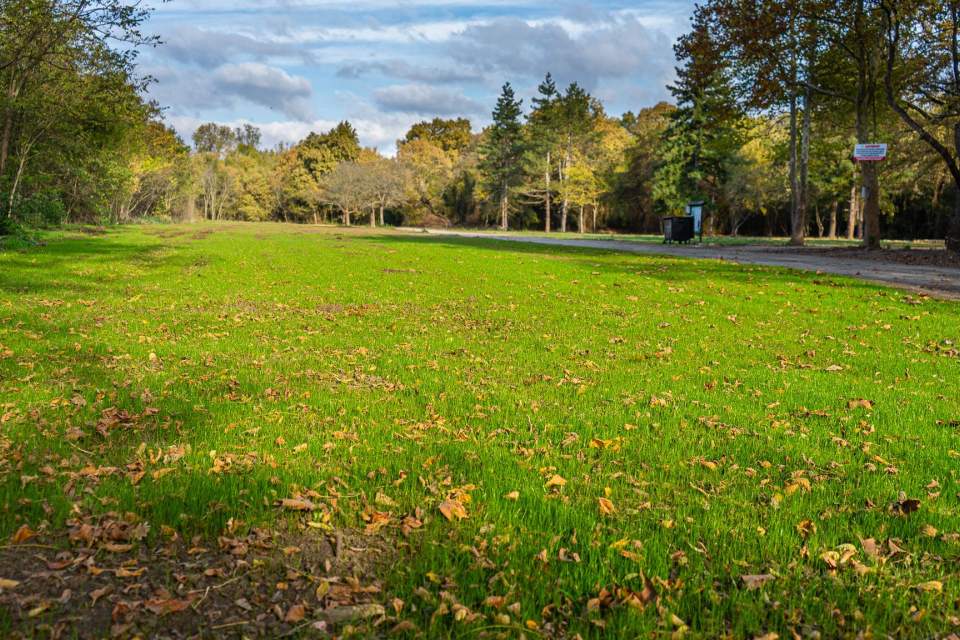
[0,192,66,246]
[14,192,67,228]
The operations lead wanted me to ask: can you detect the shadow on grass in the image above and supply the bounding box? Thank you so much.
[349,231,891,300]
[0,231,195,296]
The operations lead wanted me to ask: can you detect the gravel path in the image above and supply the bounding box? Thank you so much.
[410,229,960,301]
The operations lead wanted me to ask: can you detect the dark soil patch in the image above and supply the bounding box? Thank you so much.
[0,525,393,639]
[790,245,960,268]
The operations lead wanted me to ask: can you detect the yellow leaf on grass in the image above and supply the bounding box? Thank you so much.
[545,475,567,488]
[438,499,468,521]
[504,491,520,501]
[598,498,616,516]
[0,578,19,590]
[796,520,817,538]
[917,581,943,595]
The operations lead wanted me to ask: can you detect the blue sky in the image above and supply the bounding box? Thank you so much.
[141,0,697,154]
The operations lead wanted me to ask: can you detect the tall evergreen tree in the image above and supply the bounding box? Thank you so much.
[654,18,741,228]
[525,73,561,231]
[480,83,524,230]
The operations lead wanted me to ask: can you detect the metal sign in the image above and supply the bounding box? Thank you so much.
[853,143,887,162]
[687,201,704,236]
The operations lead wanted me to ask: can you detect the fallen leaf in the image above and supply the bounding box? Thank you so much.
[438,499,468,521]
[825,365,843,372]
[796,520,817,538]
[143,597,191,615]
[90,584,113,605]
[598,498,616,516]
[115,566,148,578]
[890,498,921,515]
[504,491,520,501]
[0,578,19,590]
[12,525,37,544]
[280,497,318,511]
[544,474,567,488]
[316,580,330,599]
[374,491,397,507]
[741,574,774,590]
[285,604,307,623]
[916,581,943,595]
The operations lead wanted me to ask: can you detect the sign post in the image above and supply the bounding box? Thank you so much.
[853,143,887,163]
[686,201,705,243]
[852,145,887,244]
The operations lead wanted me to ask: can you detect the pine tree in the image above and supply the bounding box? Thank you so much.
[526,74,561,231]
[653,23,741,230]
[480,83,524,230]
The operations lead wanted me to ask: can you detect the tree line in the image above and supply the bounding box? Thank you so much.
[2,1,959,252]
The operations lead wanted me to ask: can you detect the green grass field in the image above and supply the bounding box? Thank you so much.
[1,223,959,638]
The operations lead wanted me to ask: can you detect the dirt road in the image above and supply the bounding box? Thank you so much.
[411,229,960,301]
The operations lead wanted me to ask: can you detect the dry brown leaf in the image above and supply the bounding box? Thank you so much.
[438,499,468,521]
[0,578,19,590]
[115,566,148,578]
[796,520,817,538]
[285,604,307,623]
[281,497,318,511]
[825,365,843,372]
[598,498,616,516]
[11,525,37,544]
[504,491,520,501]
[741,574,774,590]
[143,597,192,615]
[90,585,113,606]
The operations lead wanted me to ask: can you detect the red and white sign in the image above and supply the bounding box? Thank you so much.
[853,143,887,162]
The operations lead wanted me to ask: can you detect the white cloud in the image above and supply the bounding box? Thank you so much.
[371,83,486,116]
[146,62,315,122]
[214,63,315,121]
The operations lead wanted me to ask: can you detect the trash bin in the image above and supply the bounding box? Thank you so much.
[663,216,694,244]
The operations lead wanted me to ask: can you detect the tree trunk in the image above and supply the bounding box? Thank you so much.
[797,86,812,243]
[544,150,551,233]
[788,94,803,245]
[0,72,21,177]
[560,154,568,233]
[827,199,838,239]
[370,207,376,227]
[578,205,584,234]
[847,184,858,240]
[592,204,597,233]
[861,162,880,247]
[379,204,385,226]
[950,187,960,253]
[501,181,508,231]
